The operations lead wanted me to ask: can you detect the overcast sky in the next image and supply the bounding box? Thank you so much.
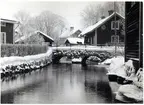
[0,0,96,29]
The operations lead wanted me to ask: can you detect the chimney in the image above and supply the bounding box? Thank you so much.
[70,27,74,31]
[101,16,105,19]
[108,10,114,15]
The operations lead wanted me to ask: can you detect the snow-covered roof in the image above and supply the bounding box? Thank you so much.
[15,31,54,43]
[0,18,18,24]
[81,12,125,36]
[65,37,84,44]
[60,28,81,38]
[36,31,54,41]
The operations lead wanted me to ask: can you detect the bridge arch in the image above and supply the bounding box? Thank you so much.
[52,49,111,65]
[52,55,63,64]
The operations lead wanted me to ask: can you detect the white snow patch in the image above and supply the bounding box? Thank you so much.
[107,56,137,79]
[108,56,124,73]
[101,58,113,65]
[72,58,82,63]
[53,45,124,52]
[0,48,52,68]
[118,84,143,101]
[107,56,128,78]
[65,37,84,44]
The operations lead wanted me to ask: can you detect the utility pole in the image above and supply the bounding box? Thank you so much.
[114,2,117,57]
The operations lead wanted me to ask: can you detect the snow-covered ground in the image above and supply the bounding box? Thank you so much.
[0,48,53,77]
[106,56,136,79]
[102,56,143,102]
[1,48,52,68]
[107,56,125,76]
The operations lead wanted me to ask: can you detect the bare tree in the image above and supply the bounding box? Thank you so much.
[25,33,45,44]
[30,11,67,40]
[14,10,67,44]
[14,11,31,36]
[81,2,125,28]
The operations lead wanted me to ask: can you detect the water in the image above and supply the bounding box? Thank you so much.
[1,63,114,104]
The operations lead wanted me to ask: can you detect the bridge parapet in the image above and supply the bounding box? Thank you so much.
[52,49,112,65]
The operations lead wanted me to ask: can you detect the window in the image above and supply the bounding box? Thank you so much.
[0,22,6,27]
[0,32,6,44]
[111,21,119,30]
[111,35,119,43]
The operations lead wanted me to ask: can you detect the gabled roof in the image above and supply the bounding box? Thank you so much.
[60,28,81,38]
[81,12,125,36]
[36,31,54,42]
[0,18,18,24]
[65,37,84,44]
[15,30,54,43]
[71,30,81,37]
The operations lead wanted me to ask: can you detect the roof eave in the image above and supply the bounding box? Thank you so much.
[1,19,18,24]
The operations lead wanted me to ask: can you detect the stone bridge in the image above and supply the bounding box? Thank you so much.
[52,49,112,66]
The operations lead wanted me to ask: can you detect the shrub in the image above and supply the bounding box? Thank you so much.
[1,44,48,57]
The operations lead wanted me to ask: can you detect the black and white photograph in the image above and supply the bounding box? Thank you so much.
[0,0,143,104]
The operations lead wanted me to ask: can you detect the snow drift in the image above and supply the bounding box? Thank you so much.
[0,48,53,78]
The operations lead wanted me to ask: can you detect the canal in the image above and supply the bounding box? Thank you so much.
[1,63,115,104]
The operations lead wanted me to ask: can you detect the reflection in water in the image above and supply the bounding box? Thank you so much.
[1,63,114,104]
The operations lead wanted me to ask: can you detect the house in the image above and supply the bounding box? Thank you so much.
[15,31,54,46]
[0,18,18,44]
[64,37,84,46]
[125,2,143,72]
[70,29,81,38]
[80,11,125,46]
[59,27,81,45]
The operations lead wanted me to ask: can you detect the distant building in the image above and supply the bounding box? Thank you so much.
[59,27,81,45]
[125,2,143,72]
[80,11,125,46]
[0,18,18,44]
[64,37,84,46]
[15,31,54,46]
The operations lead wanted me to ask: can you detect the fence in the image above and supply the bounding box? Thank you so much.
[1,44,48,57]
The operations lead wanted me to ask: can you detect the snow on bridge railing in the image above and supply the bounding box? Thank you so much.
[52,45,124,52]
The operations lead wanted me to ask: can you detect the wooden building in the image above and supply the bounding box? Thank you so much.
[125,2,143,72]
[15,31,54,46]
[0,18,18,44]
[64,37,84,46]
[59,27,81,45]
[81,11,125,46]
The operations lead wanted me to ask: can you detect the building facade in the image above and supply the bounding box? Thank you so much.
[81,12,125,46]
[125,2,143,72]
[0,18,18,44]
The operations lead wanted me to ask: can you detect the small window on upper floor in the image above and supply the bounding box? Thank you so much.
[0,22,6,27]
[111,21,119,30]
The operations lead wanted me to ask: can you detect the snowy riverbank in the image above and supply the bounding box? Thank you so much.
[102,56,143,103]
[0,48,53,78]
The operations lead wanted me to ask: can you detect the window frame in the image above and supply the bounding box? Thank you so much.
[0,32,6,44]
[111,35,119,43]
[111,21,120,30]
